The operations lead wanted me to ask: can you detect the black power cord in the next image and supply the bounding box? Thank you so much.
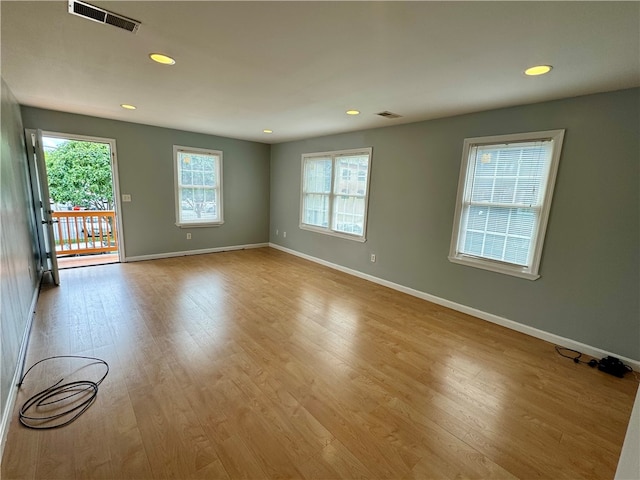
[555,345,638,379]
[555,345,590,365]
[18,355,109,429]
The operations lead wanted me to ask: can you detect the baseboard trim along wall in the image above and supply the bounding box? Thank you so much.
[124,242,269,263]
[0,278,41,461]
[269,243,640,370]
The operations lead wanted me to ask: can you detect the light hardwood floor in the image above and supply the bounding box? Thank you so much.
[2,247,638,479]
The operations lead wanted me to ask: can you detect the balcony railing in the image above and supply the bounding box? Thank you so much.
[52,210,118,256]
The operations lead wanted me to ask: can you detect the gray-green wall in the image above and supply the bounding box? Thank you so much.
[21,107,271,258]
[1,80,40,427]
[270,88,640,360]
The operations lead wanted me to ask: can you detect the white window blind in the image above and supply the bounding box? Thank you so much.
[450,130,564,279]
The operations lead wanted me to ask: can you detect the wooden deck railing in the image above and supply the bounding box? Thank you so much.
[52,210,118,256]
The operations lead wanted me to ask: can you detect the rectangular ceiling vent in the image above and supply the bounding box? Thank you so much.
[376,111,402,119]
[68,0,141,34]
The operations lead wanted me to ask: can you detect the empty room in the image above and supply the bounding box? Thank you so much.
[1,1,639,479]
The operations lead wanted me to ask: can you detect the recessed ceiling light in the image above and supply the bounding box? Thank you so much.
[525,65,553,76]
[346,110,360,115]
[120,104,136,110]
[263,129,273,134]
[149,53,176,65]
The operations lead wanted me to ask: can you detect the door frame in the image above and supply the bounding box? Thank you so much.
[25,129,126,265]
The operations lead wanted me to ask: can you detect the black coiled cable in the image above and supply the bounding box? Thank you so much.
[18,355,109,429]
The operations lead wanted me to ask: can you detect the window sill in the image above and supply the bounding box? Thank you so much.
[300,224,367,243]
[176,221,224,228]
[448,255,540,280]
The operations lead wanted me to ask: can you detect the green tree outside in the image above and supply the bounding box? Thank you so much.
[45,140,113,210]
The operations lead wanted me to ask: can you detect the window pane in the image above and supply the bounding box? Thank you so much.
[461,205,537,265]
[181,170,191,186]
[470,178,493,202]
[486,207,508,234]
[334,155,368,196]
[466,205,488,231]
[509,208,536,237]
[474,149,497,176]
[493,178,516,203]
[519,146,548,177]
[302,193,329,227]
[463,231,485,257]
[304,158,332,193]
[514,178,542,206]
[332,196,365,235]
[504,237,531,265]
[482,233,505,260]
[495,149,519,176]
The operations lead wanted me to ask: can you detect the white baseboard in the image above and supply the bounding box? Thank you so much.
[124,242,269,263]
[269,243,640,370]
[0,276,41,460]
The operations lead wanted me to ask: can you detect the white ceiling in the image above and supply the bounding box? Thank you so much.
[2,1,639,144]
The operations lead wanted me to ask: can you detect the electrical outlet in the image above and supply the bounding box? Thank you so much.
[276,229,279,236]
[186,233,192,240]
[370,254,376,262]
[283,231,286,238]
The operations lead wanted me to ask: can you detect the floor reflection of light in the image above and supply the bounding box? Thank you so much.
[294,287,363,381]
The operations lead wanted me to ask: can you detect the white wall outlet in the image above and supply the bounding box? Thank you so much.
[186,233,192,240]
[276,229,279,236]
[370,254,376,262]
[283,231,286,238]
[122,194,132,202]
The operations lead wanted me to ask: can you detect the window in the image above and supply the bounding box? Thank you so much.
[300,147,372,241]
[174,145,223,227]
[449,130,564,280]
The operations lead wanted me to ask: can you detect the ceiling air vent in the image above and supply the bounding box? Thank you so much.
[376,111,403,119]
[68,0,141,34]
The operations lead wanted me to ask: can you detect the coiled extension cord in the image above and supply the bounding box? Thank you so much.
[18,355,109,429]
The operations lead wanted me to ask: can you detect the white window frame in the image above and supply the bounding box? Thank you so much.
[174,145,224,227]
[299,147,373,242]
[449,130,565,280]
